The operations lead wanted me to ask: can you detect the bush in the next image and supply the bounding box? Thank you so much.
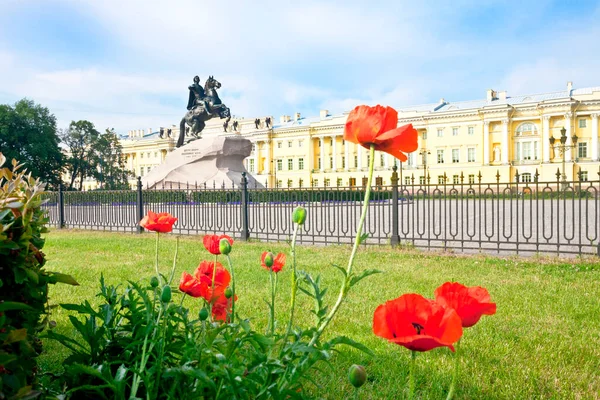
[0,153,77,398]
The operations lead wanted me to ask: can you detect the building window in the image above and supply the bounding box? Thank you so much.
[437,128,443,137]
[514,140,540,162]
[318,158,322,169]
[298,178,303,188]
[277,141,283,149]
[422,132,428,140]
[468,174,475,184]
[578,142,588,158]
[579,118,587,128]
[516,122,538,136]
[452,149,459,163]
[349,178,356,187]
[147,166,152,173]
[299,140,303,147]
[154,152,158,158]
[468,148,475,163]
[342,139,345,145]
[324,178,330,187]
[313,179,318,187]
[140,153,144,158]
[367,155,370,166]
[580,171,588,181]
[337,178,342,187]
[298,158,304,169]
[375,177,383,186]
[330,138,333,146]
[419,176,426,184]
[287,179,293,187]
[330,157,333,169]
[288,159,293,170]
[521,173,532,183]
[407,153,415,166]
[468,126,474,135]
[288,141,293,148]
[318,140,322,147]
[277,180,282,188]
[341,156,346,168]
[452,127,459,136]
[438,176,445,185]
[453,175,459,184]
[354,155,358,167]
[437,150,444,164]
[277,159,283,171]
[249,159,255,172]
[404,177,411,185]
[251,143,256,152]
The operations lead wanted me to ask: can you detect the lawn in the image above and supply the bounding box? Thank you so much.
[40,230,600,399]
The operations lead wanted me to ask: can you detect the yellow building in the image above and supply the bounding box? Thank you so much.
[117,82,600,189]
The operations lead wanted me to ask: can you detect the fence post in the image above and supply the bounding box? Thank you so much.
[390,165,400,247]
[136,176,144,233]
[240,172,250,241]
[58,184,65,228]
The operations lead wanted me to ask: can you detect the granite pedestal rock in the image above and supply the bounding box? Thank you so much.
[141,136,263,189]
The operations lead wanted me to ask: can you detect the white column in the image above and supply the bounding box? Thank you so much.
[344,140,349,171]
[483,121,490,165]
[542,116,551,162]
[501,119,509,164]
[307,137,314,173]
[265,140,271,183]
[319,137,324,171]
[332,135,337,170]
[564,113,572,162]
[254,142,259,174]
[591,113,598,161]
[357,145,363,170]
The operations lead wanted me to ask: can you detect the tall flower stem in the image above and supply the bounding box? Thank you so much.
[409,350,417,400]
[167,236,179,285]
[446,340,461,400]
[225,254,236,323]
[283,223,300,344]
[154,232,160,282]
[209,254,218,318]
[310,145,375,345]
[269,269,276,336]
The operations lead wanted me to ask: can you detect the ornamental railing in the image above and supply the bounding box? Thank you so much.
[41,167,600,257]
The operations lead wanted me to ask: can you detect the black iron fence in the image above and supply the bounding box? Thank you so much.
[42,168,600,257]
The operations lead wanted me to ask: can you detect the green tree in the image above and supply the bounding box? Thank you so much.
[0,99,63,187]
[92,128,131,189]
[60,120,100,190]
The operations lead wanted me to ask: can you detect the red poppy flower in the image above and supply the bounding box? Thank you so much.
[179,271,203,297]
[261,252,286,273]
[434,282,497,328]
[203,234,234,255]
[211,293,237,322]
[373,293,463,352]
[194,260,231,302]
[140,210,177,233]
[343,105,418,162]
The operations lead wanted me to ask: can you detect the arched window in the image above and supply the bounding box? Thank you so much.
[516,122,539,136]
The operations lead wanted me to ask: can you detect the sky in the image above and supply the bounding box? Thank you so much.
[1,0,600,134]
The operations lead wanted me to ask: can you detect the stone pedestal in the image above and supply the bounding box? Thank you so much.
[141,136,263,189]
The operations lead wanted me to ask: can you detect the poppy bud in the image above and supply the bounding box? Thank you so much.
[150,276,159,288]
[199,307,209,321]
[161,285,172,303]
[292,206,307,225]
[348,364,367,388]
[224,287,233,299]
[263,252,274,268]
[219,238,232,255]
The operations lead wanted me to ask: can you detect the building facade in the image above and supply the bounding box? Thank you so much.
[99,82,600,191]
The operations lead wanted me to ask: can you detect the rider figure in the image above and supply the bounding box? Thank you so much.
[187,76,212,116]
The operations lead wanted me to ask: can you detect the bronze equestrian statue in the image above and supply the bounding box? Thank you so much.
[177,75,231,147]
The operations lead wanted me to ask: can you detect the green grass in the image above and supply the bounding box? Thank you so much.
[40,230,600,399]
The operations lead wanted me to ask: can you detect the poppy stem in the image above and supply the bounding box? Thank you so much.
[225,254,235,323]
[155,231,160,282]
[269,269,275,336]
[209,254,217,319]
[446,340,460,400]
[283,223,300,348]
[167,236,179,285]
[310,144,376,345]
[409,350,417,400]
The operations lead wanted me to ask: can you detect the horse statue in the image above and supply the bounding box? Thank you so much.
[177,76,231,147]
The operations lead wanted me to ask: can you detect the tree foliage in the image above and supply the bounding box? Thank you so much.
[0,99,63,188]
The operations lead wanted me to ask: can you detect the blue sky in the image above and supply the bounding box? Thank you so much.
[1,0,599,133]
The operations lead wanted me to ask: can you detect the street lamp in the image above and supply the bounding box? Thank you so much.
[549,127,578,188]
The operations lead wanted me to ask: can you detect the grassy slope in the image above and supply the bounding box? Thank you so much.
[40,230,600,399]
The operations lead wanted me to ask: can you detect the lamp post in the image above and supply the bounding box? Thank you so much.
[419,149,431,181]
[270,159,278,188]
[549,127,578,189]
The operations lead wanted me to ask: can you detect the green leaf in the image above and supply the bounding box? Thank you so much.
[25,268,39,284]
[0,301,34,312]
[358,232,369,245]
[332,264,347,277]
[48,272,80,286]
[328,335,374,356]
[5,201,24,209]
[4,328,28,344]
[349,269,383,287]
